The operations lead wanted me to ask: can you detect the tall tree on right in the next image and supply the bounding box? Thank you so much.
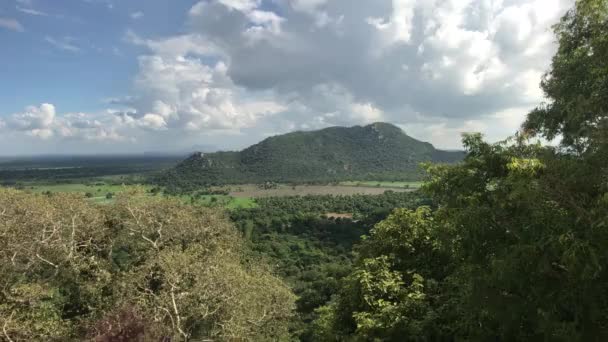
[313,1,608,340]
[525,0,608,152]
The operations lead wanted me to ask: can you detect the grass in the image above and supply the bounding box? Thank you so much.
[228,184,415,198]
[339,181,424,189]
[12,181,258,209]
[19,183,153,204]
[25,183,147,194]
[179,194,258,209]
[12,180,419,208]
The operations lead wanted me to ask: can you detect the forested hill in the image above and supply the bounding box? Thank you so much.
[156,122,464,188]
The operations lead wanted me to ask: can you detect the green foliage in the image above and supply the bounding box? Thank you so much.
[315,4,608,338]
[316,133,608,340]
[229,191,427,340]
[155,123,464,191]
[524,0,608,151]
[0,189,295,341]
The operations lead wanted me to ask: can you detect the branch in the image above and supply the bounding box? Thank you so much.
[170,283,189,340]
[68,215,77,259]
[2,311,14,342]
[36,254,58,268]
[10,252,17,266]
[126,206,159,250]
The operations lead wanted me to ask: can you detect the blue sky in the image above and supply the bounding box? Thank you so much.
[0,0,573,155]
[0,0,194,114]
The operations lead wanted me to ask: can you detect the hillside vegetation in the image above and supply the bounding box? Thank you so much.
[156,122,463,190]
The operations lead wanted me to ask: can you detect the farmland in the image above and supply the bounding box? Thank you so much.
[227,183,414,198]
[339,180,423,189]
[10,181,415,206]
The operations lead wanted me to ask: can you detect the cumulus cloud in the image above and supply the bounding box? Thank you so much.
[9,104,56,133]
[122,30,286,132]
[172,0,571,147]
[5,104,128,143]
[4,0,574,152]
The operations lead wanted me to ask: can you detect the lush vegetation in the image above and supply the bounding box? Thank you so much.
[0,189,294,341]
[1,1,607,340]
[155,122,464,191]
[312,1,608,340]
[228,191,428,340]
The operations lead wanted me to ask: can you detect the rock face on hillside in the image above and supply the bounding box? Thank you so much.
[157,122,464,188]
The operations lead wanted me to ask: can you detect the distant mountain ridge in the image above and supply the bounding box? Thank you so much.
[156,122,464,189]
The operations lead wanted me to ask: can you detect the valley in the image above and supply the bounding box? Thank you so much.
[2,1,607,337]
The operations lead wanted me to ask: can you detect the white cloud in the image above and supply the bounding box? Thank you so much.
[351,103,384,123]
[290,0,328,13]
[4,0,575,153]
[29,129,54,139]
[139,113,167,130]
[5,104,129,143]
[131,11,144,19]
[119,48,286,132]
[217,0,259,12]
[177,0,570,141]
[0,18,24,32]
[16,6,49,16]
[45,36,81,52]
[111,0,571,149]
[9,103,56,131]
[367,0,417,45]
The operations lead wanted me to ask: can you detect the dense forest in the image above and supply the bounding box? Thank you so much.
[229,192,428,339]
[1,0,607,340]
[310,1,608,339]
[154,122,464,191]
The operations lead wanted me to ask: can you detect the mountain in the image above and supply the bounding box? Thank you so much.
[156,123,464,189]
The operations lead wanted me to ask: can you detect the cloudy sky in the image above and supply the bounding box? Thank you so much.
[0,0,572,155]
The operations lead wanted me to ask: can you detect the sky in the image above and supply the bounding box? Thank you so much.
[0,0,573,155]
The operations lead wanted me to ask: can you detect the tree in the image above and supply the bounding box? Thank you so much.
[524,0,608,152]
[0,189,295,341]
[315,1,608,340]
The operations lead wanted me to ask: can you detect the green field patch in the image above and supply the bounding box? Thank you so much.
[180,194,257,209]
[25,183,152,195]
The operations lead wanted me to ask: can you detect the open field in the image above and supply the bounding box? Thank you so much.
[173,193,257,209]
[11,183,257,208]
[24,183,147,194]
[228,184,414,198]
[6,180,420,207]
[19,183,153,203]
[339,181,423,189]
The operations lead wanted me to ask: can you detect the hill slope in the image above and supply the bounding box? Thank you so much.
[156,123,464,189]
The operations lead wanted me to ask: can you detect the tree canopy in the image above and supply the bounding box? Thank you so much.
[525,0,608,152]
[314,0,608,340]
[0,189,295,341]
